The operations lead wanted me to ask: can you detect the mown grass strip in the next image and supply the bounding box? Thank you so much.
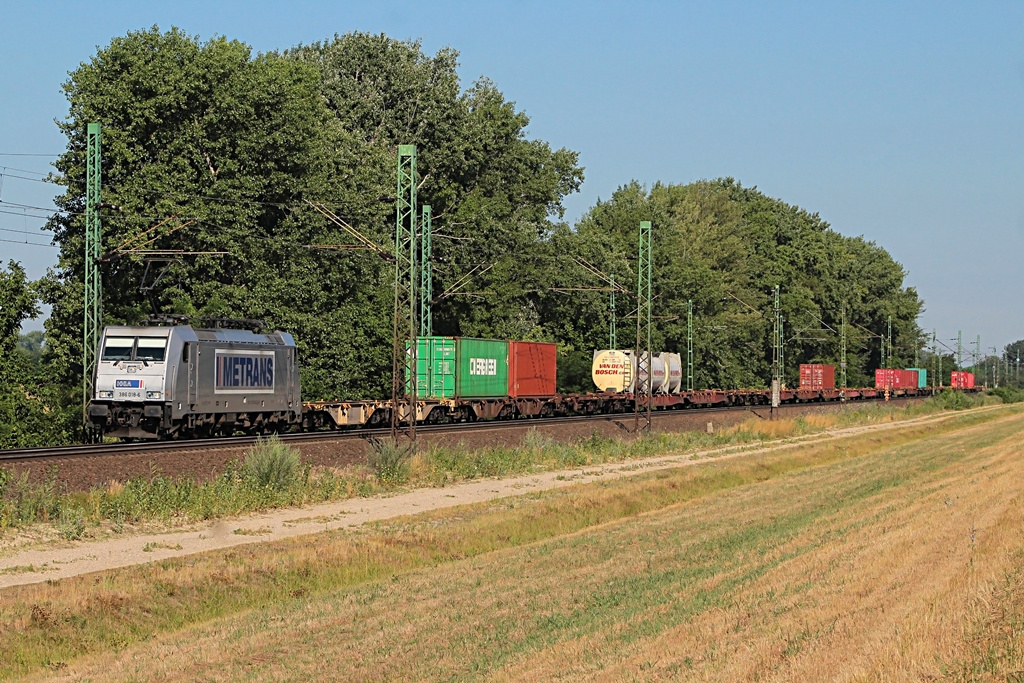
[0,405,1015,678]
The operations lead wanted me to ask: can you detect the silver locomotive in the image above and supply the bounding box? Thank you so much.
[88,325,301,439]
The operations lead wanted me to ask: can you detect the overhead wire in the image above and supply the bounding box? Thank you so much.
[0,236,55,248]
[0,162,376,222]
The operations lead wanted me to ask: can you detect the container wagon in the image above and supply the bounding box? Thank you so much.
[408,336,558,421]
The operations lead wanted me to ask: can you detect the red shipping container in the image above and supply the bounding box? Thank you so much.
[950,371,976,389]
[800,364,835,390]
[875,368,897,389]
[903,370,918,388]
[508,341,557,397]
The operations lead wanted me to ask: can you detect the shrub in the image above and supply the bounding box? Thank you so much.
[990,386,1024,404]
[368,438,413,486]
[931,390,984,411]
[241,436,302,492]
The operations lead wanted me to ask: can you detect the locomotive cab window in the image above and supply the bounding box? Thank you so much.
[136,338,167,362]
[101,337,135,361]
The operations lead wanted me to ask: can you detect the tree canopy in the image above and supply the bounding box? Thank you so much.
[542,180,923,391]
[43,28,582,400]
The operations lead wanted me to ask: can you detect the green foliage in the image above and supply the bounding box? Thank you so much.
[545,180,925,390]
[57,508,86,541]
[931,390,986,411]
[16,25,935,451]
[16,331,45,367]
[367,438,413,485]
[240,436,302,491]
[0,263,74,448]
[990,386,1024,404]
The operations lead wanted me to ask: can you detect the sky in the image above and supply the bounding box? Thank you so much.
[1,0,1021,357]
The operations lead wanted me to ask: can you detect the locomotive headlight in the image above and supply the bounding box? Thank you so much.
[98,390,114,398]
[146,391,163,399]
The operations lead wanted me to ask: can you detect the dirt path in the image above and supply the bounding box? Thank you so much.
[0,406,1007,590]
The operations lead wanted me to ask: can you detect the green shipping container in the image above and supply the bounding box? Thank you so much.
[908,367,928,388]
[456,338,509,398]
[410,337,457,399]
[409,337,510,399]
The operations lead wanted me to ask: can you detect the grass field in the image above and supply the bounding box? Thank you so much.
[3,404,1024,680]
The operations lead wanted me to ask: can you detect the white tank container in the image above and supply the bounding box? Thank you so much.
[592,350,631,392]
[646,353,667,393]
[662,352,682,393]
[592,350,666,393]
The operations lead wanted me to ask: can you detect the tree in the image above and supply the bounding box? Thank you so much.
[552,180,924,390]
[42,28,584,404]
[0,262,71,447]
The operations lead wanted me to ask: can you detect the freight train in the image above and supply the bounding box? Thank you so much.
[87,324,967,439]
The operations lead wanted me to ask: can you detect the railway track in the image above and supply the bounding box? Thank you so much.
[0,397,927,465]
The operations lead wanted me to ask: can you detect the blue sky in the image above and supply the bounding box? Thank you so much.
[1,0,1021,357]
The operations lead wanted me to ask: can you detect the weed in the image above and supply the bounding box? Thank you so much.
[368,438,413,485]
[142,542,182,553]
[240,435,301,492]
[520,428,554,451]
[57,509,85,541]
[0,399,1008,539]
[932,390,987,411]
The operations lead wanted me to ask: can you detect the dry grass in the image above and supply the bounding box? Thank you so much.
[4,406,1023,681]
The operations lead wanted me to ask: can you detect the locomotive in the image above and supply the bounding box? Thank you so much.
[88,325,301,439]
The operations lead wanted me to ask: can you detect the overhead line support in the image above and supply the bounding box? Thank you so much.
[771,285,781,412]
[82,122,102,438]
[634,220,652,434]
[392,145,417,442]
[687,299,694,392]
[420,205,432,337]
[609,273,616,349]
[840,306,847,389]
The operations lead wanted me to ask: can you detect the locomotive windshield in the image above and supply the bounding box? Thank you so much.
[101,337,135,361]
[136,338,167,362]
[100,336,168,362]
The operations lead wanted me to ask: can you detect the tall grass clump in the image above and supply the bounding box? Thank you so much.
[368,438,413,485]
[241,435,302,492]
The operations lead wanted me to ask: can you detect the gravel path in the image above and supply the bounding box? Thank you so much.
[0,406,1001,589]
